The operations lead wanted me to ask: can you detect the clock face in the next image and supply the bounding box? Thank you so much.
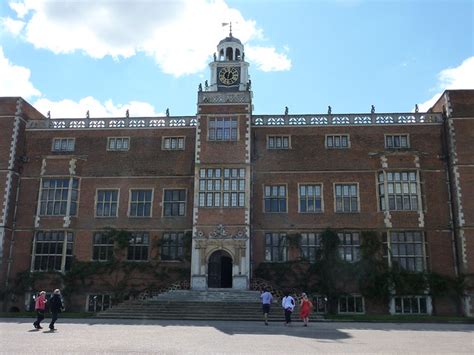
[218,67,239,85]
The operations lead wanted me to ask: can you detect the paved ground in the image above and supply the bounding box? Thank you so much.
[0,318,473,354]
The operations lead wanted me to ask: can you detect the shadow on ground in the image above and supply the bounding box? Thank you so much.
[2,317,473,342]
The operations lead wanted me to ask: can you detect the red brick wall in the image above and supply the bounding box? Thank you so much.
[2,90,473,315]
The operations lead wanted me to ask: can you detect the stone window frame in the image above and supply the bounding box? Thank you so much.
[263,184,288,213]
[92,231,114,262]
[267,135,291,150]
[51,137,75,152]
[325,134,350,149]
[87,294,112,312]
[94,188,120,218]
[391,295,430,315]
[377,171,420,212]
[300,231,361,263]
[198,168,246,208]
[385,230,427,272]
[264,232,288,262]
[312,295,328,314]
[162,136,185,150]
[207,116,239,141]
[160,231,185,261]
[300,232,321,263]
[338,231,361,262]
[338,294,365,314]
[30,230,74,273]
[298,183,324,213]
[107,137,130,151]
[128,188,154,218]
[38,177,79,217]
[333,182,360,213]
[127,232,150,261]
[162,188,187,217]
[384,133,410,149]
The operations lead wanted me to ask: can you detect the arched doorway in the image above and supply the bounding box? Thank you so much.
[208,250,233,288]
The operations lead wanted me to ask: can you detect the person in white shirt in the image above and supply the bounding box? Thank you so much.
[260,288,273,325]
[281,291,295,326]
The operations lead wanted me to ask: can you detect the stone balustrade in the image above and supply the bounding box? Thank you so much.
[25,112,443,130]
[26,116,197,129]
[252,112,443,126]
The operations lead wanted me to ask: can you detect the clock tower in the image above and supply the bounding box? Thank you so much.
[209,31,250,92]
[191,32,252,290]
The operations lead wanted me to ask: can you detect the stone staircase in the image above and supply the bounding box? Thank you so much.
[97,289,310,321]
[153,289,261,303]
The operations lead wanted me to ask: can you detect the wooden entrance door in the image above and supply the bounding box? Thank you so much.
[208,250,233,288]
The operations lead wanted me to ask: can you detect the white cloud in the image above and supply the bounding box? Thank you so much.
[33,97,162,118]
[418,56,474,111]
[246,45,291,72]
[0,43,160,118]
[1,17,25,35]
[0,46,41,98]
[8,0,30,18]
[3,0,290,76]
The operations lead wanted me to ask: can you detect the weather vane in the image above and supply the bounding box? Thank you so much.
[222,21,238,36]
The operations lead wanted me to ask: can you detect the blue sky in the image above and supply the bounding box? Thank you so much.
[0,0,472,118]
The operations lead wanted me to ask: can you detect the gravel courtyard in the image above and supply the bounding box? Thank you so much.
[0,318,473,354]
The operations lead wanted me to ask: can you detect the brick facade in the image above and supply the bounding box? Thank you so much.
[0,37,473,316]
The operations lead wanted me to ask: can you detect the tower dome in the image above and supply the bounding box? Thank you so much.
[217,31,244,62]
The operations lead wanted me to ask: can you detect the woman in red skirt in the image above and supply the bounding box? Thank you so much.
[299,293,313,326]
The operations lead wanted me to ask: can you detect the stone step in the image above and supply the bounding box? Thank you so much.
[96,290,298,321]
[153,290,262,303]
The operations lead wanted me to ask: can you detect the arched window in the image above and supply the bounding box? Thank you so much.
[235,49,241,60]
[226,47,233,60]
[219,49,224,61]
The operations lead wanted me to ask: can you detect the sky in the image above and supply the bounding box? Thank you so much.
[0,0,473,118]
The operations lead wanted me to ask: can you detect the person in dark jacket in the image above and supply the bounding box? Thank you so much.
[48,289,64,331]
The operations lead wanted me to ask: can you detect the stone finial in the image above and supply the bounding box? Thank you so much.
[166,108,170,117]
[205,80,209,90]
[327,105,332,115]
[242,52,245,61]
[371,105,375,114]
[126,109,129,118]
[213,52,217,61]
[47,111,51,119]
[247,79,252,91]
[198,83,202,92]
[415,104,419,113]
[86,110,90,119]
[284,106,289,115]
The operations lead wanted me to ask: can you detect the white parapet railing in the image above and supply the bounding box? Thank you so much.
[26,112,443,130]
[252,113,443,126]
[26,116,198,130]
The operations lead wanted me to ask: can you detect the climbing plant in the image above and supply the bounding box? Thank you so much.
[254,228,467,315]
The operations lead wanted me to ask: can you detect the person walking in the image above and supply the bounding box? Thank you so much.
[281,291,295,326]
[48,289,64,331]
[33,291,47,329]
[260,288,273,325]
[299,292,313,326]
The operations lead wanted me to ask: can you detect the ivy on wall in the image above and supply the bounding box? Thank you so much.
[3,229,191,309]
[254,228,466,315]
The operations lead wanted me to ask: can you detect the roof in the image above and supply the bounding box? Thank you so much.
[218,35,242,46]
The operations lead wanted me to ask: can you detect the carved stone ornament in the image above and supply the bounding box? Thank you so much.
[194,225,248,240]
[233,229,248,240]
[195,230,206,239]
[210,224,228,238]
